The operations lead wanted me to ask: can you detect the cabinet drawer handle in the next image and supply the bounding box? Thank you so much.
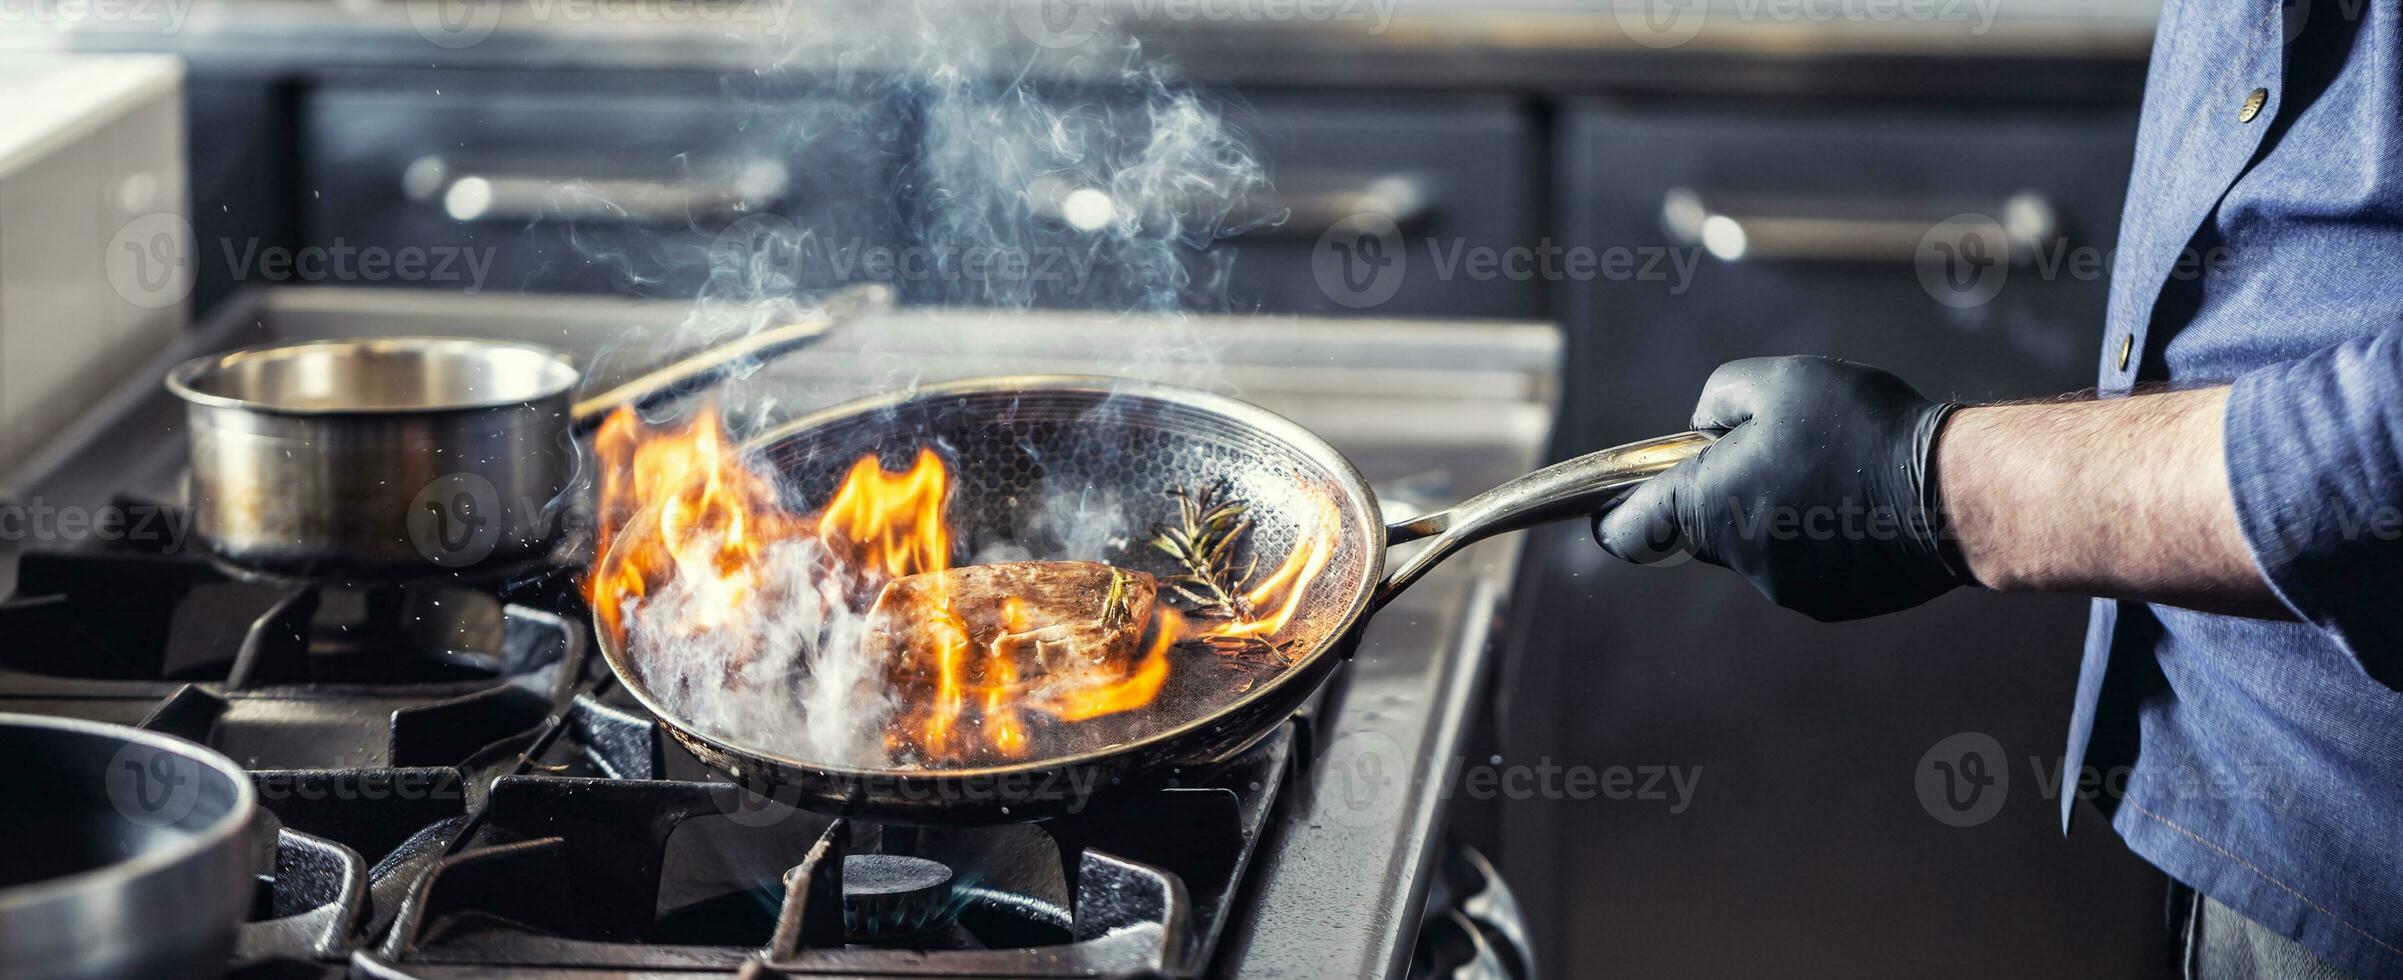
[1029,172,1429,238]
[402,155,789,224]
[1661,187,2055,264]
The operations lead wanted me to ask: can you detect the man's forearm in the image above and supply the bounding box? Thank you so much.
[1934,387,2292,619]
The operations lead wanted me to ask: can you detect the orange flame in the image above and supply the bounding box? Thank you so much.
[1197,498,1339,643]
[588,406,800,641]
[1041,608,1180,723]
[816,448,951,582]
[594,407,1330,767]
[982,598,1031,756]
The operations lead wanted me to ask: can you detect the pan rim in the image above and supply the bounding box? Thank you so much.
[166,336,581,417]
[592,373,1385,784]
[0,712,257,912]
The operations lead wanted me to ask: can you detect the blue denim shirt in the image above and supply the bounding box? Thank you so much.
[2073,1,2403,974]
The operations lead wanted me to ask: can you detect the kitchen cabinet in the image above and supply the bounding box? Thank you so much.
[1554,102,2143,442]
[302,71,907,299]
[1490,101,2173,979]
[1218,92,1540,318]
[301,79,1529,318]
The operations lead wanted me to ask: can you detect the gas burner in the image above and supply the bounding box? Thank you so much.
[0,549,584,692]
[346,725,1294,979]
[841,855,957,942]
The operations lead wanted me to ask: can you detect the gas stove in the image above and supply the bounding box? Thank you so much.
[1,539,1296,978]
[0,286,1558,979]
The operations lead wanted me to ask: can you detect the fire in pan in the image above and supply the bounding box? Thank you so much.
[589,375,1707,822]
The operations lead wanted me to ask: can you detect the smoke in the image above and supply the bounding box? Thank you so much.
[625,535,898,768]
[554,0,1277,393]
[970,481,1140,566]
[601,1,1280,768]
[897,28,1277,314]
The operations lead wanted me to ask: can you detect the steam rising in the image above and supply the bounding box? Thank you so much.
[627,538,897,767]
[971,482,1139,565]
[588,0,1282,361]
[602,2,1280,768]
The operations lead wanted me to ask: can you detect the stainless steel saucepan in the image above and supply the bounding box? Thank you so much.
[165,284,893,581]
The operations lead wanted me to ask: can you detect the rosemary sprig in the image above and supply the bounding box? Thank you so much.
[1196,633,1296,664]
[1148,482,1256,620]
[1100,567,1137,631]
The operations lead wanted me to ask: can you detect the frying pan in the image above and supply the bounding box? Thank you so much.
[165,284,892,582]
[595,375,1710,822]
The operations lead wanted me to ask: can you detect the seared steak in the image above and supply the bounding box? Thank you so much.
[863,561,1157,680]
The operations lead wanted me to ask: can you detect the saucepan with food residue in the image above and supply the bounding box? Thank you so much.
[589,374,1711,822]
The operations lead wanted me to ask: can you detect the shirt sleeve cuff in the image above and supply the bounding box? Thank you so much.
[2222,338,2403,691]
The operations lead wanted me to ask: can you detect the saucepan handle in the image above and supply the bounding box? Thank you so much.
[567,283,896,434]
[1371,430,1715,610]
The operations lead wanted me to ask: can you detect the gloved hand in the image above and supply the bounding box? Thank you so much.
[1593,356,1974,621]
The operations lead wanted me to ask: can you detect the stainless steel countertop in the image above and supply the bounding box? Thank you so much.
[4,0,2156,94]
[0,284,1560,977]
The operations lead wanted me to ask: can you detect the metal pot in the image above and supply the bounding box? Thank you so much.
[166,284,891,581]
[0,714,260,980]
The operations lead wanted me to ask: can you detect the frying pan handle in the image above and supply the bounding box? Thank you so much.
[1372,430,1714,610]
[567,283,896,434]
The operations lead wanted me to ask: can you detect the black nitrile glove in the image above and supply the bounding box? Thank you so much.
[1593,356,1973,621]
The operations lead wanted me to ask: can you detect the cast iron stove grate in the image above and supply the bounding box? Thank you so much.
[353,724,1293,978]
[0,543,1306,979]
[0,543,598,975]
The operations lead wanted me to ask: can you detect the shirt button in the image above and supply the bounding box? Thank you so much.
[2116,333,2134,370]
[2239,88,2268,123]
